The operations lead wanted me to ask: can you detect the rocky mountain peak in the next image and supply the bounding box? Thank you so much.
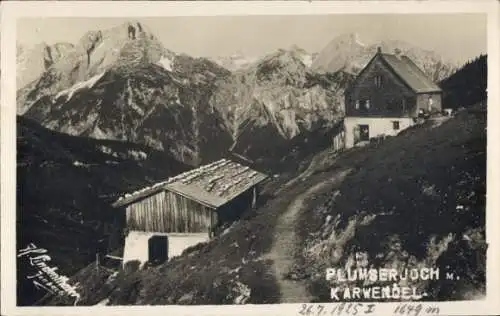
[18,20,233,165]
[74,21,170,74]
[312,34,457,80]
[311,33,367,74]
[17,41,76,89]
[288,44,307,54]
[17,21,175,115]
[335,32,365,46]
[254,48,309,87]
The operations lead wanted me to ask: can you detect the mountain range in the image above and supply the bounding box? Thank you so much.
[209,45,316,72]
[18,21,232,166]
[17,24,458,167]
[210,46,352,164]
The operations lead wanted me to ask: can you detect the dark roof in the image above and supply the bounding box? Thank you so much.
[380,53,442,93]
[112,159,268,208]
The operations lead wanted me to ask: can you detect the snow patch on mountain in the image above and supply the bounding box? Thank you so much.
[301,54,313,68]
[157,55,174,71]
[210,53,259,72]
[93,126,112,140]
[353,33,366,47]
[54,72,106,101]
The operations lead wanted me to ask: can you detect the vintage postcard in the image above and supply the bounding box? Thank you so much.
[1,1,499,315]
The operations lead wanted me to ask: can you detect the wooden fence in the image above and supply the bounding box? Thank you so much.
[332,128,346,153]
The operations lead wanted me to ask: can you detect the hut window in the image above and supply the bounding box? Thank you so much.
[374,75,382,88]
[355,100,360,110]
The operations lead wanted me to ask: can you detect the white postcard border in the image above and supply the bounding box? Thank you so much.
[2,1,499,316]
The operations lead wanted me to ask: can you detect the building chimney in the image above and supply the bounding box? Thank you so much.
[394,48,403,59]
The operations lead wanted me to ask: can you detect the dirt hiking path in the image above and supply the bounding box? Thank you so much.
[278,148,340,194]
[265,169,351,303]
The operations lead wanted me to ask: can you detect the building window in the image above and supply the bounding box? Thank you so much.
[392,121,400,130]
[355,100,360,110]
[374,75,382,88]
[428,96,433,111]
[365,100,370,109]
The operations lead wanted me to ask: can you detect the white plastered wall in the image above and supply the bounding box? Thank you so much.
[123,230,210,268]
[123,231,168,268]
[344,116,415,148]
[167,233,210,259]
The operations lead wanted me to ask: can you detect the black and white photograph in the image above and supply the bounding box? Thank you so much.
[1,1,499,315]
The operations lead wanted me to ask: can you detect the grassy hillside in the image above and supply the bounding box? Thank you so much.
[43,104,486,306]
[17,116,188,305]
[296,105,486,301]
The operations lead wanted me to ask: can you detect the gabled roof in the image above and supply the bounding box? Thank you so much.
[380,53,442,93]
[112,159,268,209]
[346,50,442,95]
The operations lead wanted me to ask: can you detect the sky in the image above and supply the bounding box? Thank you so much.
[17,14,486,64]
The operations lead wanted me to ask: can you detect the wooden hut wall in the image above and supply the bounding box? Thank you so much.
[216,187,255,225]
[345,55,417,118]
[164,191,217,233]
[125,191,217,234]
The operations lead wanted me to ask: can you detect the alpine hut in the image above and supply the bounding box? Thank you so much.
[343,47,443,148]
[111,158,268,267]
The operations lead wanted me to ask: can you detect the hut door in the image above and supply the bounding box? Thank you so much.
[359,124,370,141]
[148,235,169,265]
